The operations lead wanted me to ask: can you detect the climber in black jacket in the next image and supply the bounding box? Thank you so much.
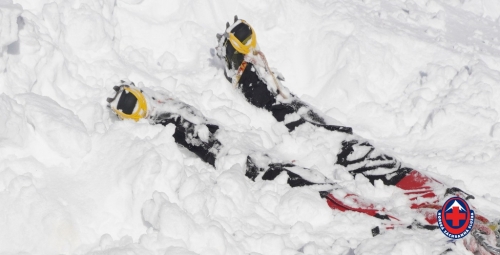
[103,16,500,253]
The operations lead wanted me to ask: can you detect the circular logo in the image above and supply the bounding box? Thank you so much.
[437,197,474,239]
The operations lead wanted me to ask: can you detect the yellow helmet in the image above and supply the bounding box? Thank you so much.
[107,84,148,121]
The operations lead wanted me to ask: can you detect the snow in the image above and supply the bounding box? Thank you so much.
[447,200,466,212]
[1,0,500,254]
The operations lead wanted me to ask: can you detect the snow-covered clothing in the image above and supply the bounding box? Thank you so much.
[215,18,500,254]
[216,19,414,188]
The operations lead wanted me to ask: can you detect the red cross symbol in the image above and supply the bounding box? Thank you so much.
[446,206,466,227]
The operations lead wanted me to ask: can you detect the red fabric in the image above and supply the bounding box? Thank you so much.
[325,193,378,215]
[325,193,399,221]
[396,170,438,191]
[325,170,491,227]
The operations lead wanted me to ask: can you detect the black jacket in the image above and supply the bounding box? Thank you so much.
[224,58,411,186]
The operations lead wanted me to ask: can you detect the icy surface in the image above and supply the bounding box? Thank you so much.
[1,0,500,254]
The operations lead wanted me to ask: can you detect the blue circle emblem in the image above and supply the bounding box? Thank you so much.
[437,197,474,239]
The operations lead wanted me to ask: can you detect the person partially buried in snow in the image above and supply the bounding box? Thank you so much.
[104,17,500,255]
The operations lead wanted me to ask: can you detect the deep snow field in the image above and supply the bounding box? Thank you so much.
[2,0,500,254]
